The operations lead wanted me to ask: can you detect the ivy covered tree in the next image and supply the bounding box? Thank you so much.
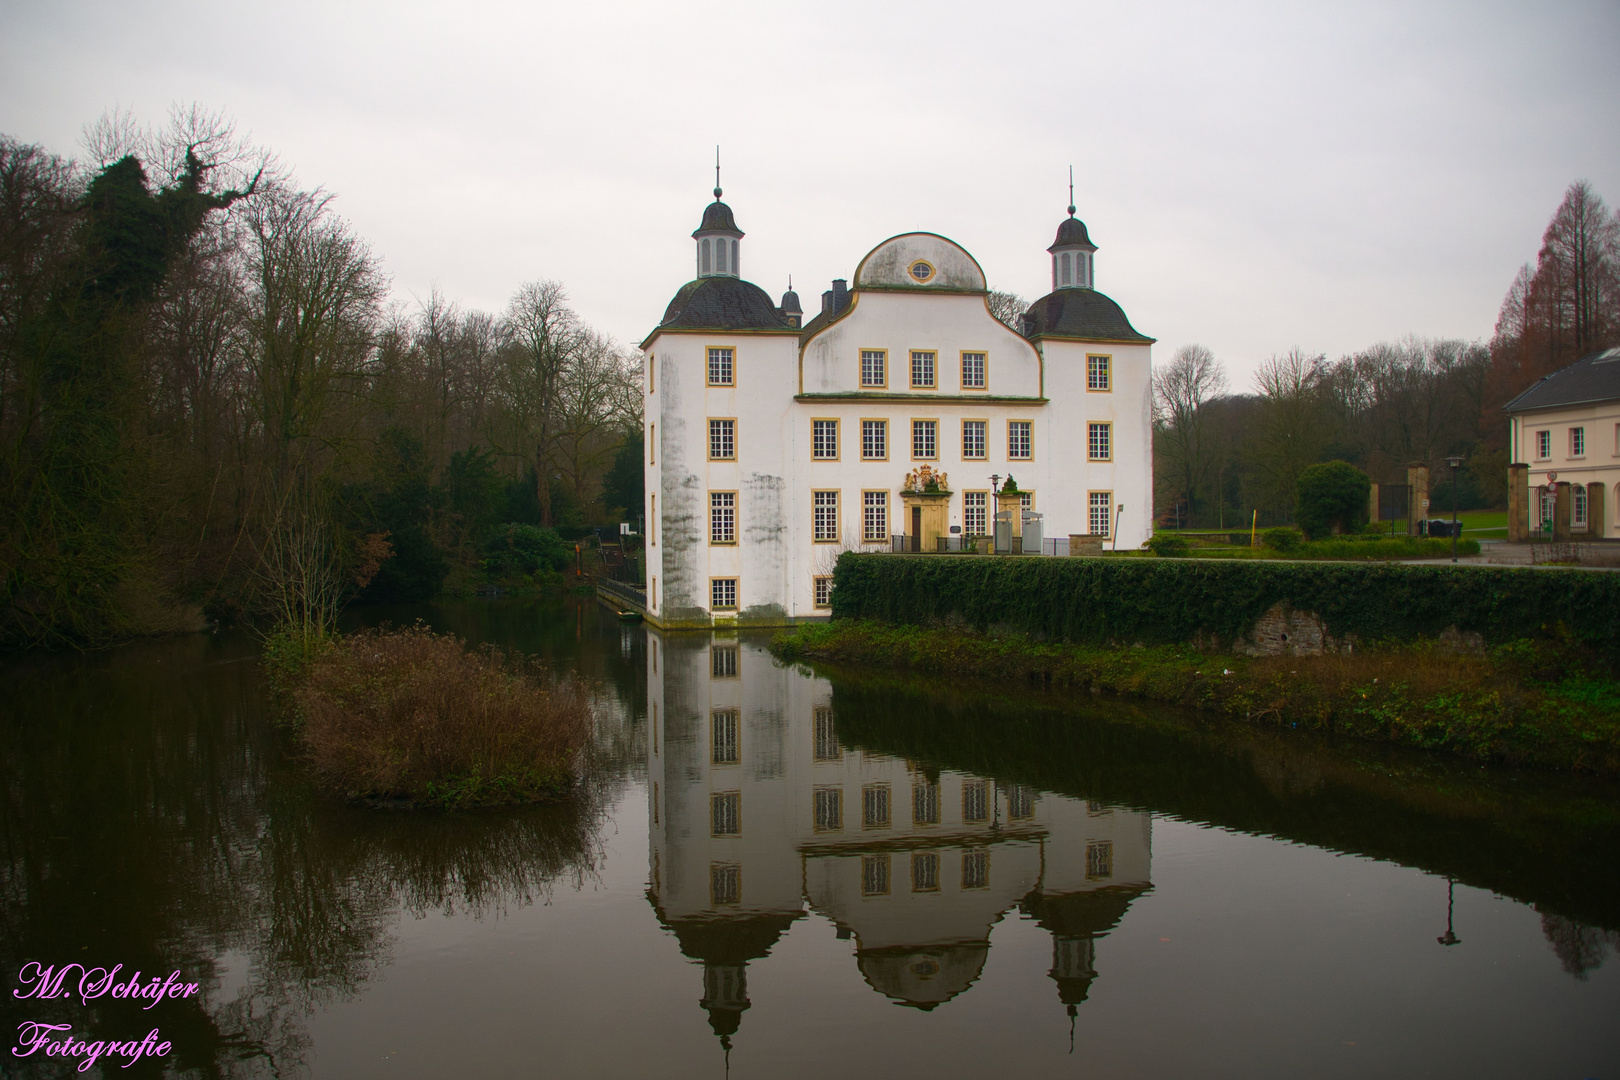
[1294,461,1370,540]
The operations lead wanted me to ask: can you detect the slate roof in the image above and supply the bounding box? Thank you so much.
[1022,288,1153,343]
[692,199,742,236]
[1048,215,1096,251]
[1503,347,1620,412]
[657,276,790,332]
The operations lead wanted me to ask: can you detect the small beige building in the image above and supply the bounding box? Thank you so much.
[1504,346,1620,540]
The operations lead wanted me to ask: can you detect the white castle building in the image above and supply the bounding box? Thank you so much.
[644,632,1153,1052]
[641,184,1155,627]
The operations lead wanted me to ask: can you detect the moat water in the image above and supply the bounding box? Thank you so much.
[3,597,1618,1078]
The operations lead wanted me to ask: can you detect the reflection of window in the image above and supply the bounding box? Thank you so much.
[912,852,939,892]
[711,645,738,679]
[962,780,988,823]
[813,787,843,831]
[707,347,734,386]
[812,419,839,459]
[1087,799,1111,815]
[861,350,887,388]
[862,784,891,828]
[862,855,891,896]
[813,576,833,609]
[962,420,986,459]
[813,706,840,761]
[961,352,986,389]
[1086,840,1113,880]
[711,709,739,765]
[710,578,737,611]
[711,792,740,836]
[813,490,839,541]
[912,781,940,825]
[961,850,989,889]
[711,863,740,904]
[1007,785,1035,819]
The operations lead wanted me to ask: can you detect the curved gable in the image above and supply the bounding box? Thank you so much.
[854,233,987,293]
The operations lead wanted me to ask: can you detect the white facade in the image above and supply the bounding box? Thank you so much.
[642,202,1155,627]
[645,631,1152,1036]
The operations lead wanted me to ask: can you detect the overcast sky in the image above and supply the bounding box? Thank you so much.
[4,0,1618,390]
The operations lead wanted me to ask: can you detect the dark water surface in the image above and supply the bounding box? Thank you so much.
[3,598,1618,1078]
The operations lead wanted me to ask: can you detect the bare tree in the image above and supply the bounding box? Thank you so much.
[986,290,1029,332]
[491,280,578,525]
[1152,344,1227,526]
[1251,348,1328,519]
[550,329,641,512]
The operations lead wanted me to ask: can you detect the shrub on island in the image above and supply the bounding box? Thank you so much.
[293,625,592,808]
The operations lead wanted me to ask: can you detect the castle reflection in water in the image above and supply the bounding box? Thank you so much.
[644,632,1152,1048]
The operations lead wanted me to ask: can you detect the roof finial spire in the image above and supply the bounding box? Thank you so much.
[714,146,722,200]
[1067,165,1075,217]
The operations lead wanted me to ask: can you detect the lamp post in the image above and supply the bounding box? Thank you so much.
[1445,455,1463,563]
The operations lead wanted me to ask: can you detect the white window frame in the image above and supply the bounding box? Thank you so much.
[862,490,890,542]
[962,419,987,459]
[1087,421,1112,462]
[912,418,938,460]
[811,418,839,460]
[710,491,736,544]
[910,350,936,389]
[706,346,734,387]
[960,351,987,390]
[813,489,840,542]
[708,418,735,460]
[1009,419,1033,461]
[861,418,888,461]
[860,349,888,389]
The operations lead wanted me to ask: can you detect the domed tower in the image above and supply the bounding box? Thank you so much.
[780,280,803,328]
[1048,203,1097,291]
[693,181,744,279]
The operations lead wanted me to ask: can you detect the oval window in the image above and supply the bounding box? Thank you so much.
[909,260,934,282]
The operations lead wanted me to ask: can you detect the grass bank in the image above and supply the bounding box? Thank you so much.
[771,621,1620,775]
[276,624,593,808]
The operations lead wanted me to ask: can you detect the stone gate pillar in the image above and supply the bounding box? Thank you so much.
[1406,463,1430,536]
[1507,463,1529,542]
[1553,482,1572,541]
[1586,482,1607,538]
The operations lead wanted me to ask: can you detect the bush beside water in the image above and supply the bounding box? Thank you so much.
[287,625,592,808]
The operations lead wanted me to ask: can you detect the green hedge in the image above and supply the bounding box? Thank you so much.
[830,554,1620,659]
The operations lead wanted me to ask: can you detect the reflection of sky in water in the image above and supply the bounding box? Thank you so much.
[3,599,1618,1078]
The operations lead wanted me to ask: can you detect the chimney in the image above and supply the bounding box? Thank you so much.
[821,290,834,314]
[832,279,849,313]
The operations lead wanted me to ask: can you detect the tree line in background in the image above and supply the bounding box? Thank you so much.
[0,109,645,650]
[1154,180,1620,530]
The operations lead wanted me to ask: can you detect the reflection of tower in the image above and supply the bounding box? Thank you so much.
[702,962,748,1040]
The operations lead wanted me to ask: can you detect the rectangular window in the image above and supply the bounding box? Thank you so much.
[708,418,735,460]
[813,787,843,831]
[711,792,740,836]
[813,575,833,609]
[710,491,736,543]
[1571,427,1586,456]
[1574,485,1589,526]
[710,863,740,905]
[707,346,734,386]
[861,854,891,896]
[962,780,989,823]
[962,419,987,459]
[1086,840,1114,880]
[813,706,840,761]
[960,351,986,390]
[1020,492,1033,513]
[860,349,887,388]
[961,850,989,889]
[963,491,987,536]
[1087,421,1111,461]
[1089,491,1112,536]
[910,350,936,389]
[1536,429,1551,459]
[711,577,738,610]
[911,852,940,892]
[1007,785,1035,819]
[863,490,890,542]
[711,644,738,679]
[1087,354,1111,391]
[1009,420,1032,460]
[650,423,655,464]
[862,784,891,829]
[813,490,840,541]
[912,781,940,825]
[912,419,937,460]
[648,355,655,393]
[861,419,888,460]
[812,418,839,460]
[711,709,739,765]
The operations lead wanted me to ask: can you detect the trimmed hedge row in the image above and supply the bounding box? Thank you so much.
[829,555,1620,659]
